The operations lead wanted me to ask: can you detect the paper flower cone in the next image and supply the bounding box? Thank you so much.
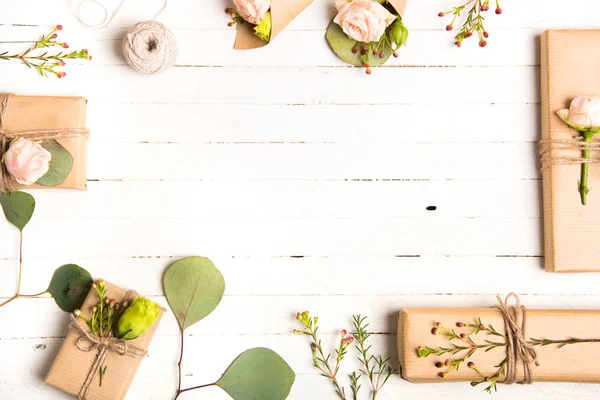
[234,0,315,49]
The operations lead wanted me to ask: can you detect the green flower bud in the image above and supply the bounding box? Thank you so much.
[388,17,408,49]
[254,11,272,42]
[117,297,160,340]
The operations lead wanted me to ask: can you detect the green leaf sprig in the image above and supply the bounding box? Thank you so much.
[294,312,395,400]
[418,318,600,393]
[0,25,91,78]
[164,257,295,400]
[438,0,503,48]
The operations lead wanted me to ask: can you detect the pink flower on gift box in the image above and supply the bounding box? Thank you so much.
[4,138,51,185]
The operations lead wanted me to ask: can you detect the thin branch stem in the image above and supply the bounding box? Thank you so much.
[178,382,217,395]
[16,231,23,293]
[173,327,185,400]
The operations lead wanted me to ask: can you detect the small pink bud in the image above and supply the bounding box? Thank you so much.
[362,44,368,51]
[365,68,371,75]
[62,43,69,49]
[310,343,317,351]
[468,362,475,368]
[379,52,384,59]
[373,49,378,55]
[435,361,443,368]
[471,381,478,387]
[466,32,473,38]
[456,322,465,327]
[341,338,347,346]
[438,12,445,17]
[495,7,502,14]
[52,33,57,39]
[436,322,442,327]
[340,329,347,336]
[228,22,234,27]
[438,372,446,378]
[444,359,450,366]
[455,41,461,47]
[479,40,487,47]
[56,25,63,31]
[431,327,439,335]
[347,337,354,344]
[460,333,466,339]
[393,51,398,58]
[446,25,453,31]
[483,31,489,38]
[478,324,484,329]
[352,47,358,54]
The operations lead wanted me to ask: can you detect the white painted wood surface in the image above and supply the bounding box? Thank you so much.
[2,0,600,399]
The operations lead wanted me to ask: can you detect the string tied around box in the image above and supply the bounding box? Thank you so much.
[539,137,600,171]
[69,291,147,400]
[69,0,178,74]
[0,93,90,193]
[493,293,539,385]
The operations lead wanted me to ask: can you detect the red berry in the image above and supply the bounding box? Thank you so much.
[56,25,63,31]
[435,361,444,368]
[88,56,92,60]
[52,33,57,39]
[431,327,439,335]
[373,49,378,55]
[466,32,473,38]
[479,40,487,47]
[365,68,372,75]
[438,372,446,378]
[364,63,370,68]
[483,31,489,38]
[495,7,502,14]
[446,25,453,31]
[362,44,368,51]
[455,41,462,47]
[468,362,475,368]
[460,333,466,339]
[379,52,384,58]
[393,51,398,58]
[456,322,465,327]
[340,329,347,336]
[438,12,445,17]
[352,47,358,54]
[444,359,450,366]
[62,43,69,48]
[228,22,234,26]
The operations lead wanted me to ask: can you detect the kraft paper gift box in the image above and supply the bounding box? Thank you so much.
[0,94,88,190]
[540,30,600,272]
[398,306,600,384]
[46,282,163,400]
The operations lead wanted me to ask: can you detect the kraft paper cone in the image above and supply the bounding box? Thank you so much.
[234,0,314,49]
[388,0,408,16]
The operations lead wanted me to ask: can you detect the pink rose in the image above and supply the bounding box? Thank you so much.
[233,0,271,25]
[4,138,52,185]
[334,0,397,43]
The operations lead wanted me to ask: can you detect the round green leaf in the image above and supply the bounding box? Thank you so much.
[0,191,35,232]
[47,264,93,312]
[36,139,73,187]
[163,256,225,330]
[326,20,391,67]
[216,348,295,400]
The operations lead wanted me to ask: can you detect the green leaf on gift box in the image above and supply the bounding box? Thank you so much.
[163,256,225,330]
[36,139,73,187]
[216,348,295,400]
[0,191,35,232]
[47,264,93,312]
[326,20,391,67]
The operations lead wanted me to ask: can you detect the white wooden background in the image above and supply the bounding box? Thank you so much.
[2,0,600,399]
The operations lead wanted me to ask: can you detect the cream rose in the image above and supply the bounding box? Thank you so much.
[334,0,397,43]
[557,96,600,131]
[4,138,52,185]
[233,0,271,25]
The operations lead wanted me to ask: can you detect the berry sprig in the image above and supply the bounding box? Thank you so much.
[224,7,244,27]
[438,0,503,47]
[418,318,600,393]
[0,25,91,78]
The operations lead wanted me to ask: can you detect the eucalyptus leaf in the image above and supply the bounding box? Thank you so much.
[326,20,391,67]
[0,191,35,231]
[163,256,225,330]
[47,264,93,312]
[36,139,73,187]
[216,348,295,400]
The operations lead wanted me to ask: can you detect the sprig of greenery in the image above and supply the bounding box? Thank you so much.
[418,318,600,393]
[438,0,503,47]
[0,25,91,78]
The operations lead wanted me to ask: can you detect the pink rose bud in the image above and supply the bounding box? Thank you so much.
[4,138,51,185]
[333,0,397,43]
[558,96,600,130]
[232,0,270,25]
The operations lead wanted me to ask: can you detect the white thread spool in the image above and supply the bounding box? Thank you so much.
[122,20,177,74]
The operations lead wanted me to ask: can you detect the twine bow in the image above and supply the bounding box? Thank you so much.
[69,292,147,400]
[539,137,600,171]
[0,92,90,193]
[494,293,539,384]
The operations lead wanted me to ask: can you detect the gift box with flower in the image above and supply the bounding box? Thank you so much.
[46,280,163,400]
[227,0,315,49]
[540,30,600,272]
[0,93,88,192]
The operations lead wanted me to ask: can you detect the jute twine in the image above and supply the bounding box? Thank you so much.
[123,20,177,74]
[493,293,539,385]
[69,291,147,400]
[0,93,89,193]
[539,137,600,171]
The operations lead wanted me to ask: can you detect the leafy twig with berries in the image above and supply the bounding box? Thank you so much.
[438,0,502,48]
[418,318,600,393]
[0,25,91,78]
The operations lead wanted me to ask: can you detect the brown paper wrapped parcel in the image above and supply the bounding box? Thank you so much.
[540,30,600,272]
[46,282,163,399]
[0,94,88,190]
[399,306,600,383]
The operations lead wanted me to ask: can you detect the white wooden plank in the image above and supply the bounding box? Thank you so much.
[0,63,538,105]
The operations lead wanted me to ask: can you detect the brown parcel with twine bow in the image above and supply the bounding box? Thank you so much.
[46,282,164,400]
[398,306,600,384]
[540,30,600,272]
[0,94,88,191]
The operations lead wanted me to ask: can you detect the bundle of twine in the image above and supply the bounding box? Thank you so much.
[122,20,177,74]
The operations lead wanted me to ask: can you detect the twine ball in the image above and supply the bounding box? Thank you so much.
[122,20,177,74]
